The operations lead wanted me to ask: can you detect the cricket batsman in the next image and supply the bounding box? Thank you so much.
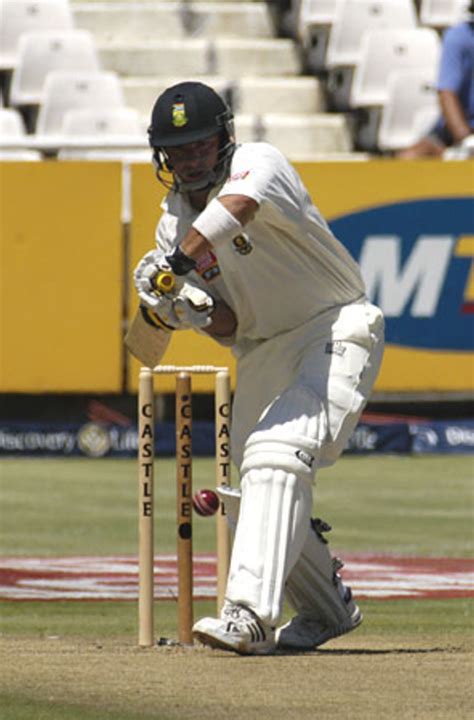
[131,81,385,655]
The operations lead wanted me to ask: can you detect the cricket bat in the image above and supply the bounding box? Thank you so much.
[125,271,175,367]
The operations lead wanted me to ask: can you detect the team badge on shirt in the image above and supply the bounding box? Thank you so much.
[172,102,188,127]
[196,250,221,282]
[232,234,253,255]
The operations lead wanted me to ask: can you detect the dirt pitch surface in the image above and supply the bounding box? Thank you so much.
[1,633,472,720]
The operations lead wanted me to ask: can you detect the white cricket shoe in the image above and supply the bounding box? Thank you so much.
[276,602,363,651]
[192,602,276,655]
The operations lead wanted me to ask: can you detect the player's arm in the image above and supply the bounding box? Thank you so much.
[438,89,471,144]
[178,195,259,260]
[155,194,256,341]
[134,195,257,341]
[202,297,237,343]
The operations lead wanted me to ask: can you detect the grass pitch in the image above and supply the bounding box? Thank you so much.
[0,455,473,719]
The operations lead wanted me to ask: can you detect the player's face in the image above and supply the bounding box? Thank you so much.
[165,135,220,184]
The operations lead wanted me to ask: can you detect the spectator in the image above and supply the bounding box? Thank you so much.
[398,2,474,158]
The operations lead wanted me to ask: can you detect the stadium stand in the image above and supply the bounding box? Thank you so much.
[325,0,418,111]
[68,0,354,157]
[9,29,100,131]
[57,106,150,160]
[0,0,73,72]
[419,0,468,27]
[35,70,125,135]
[0,106,41,159]
[0,0,470,158]
[378,68,439,152]
[350,27,441,150]
[284,0,342,73]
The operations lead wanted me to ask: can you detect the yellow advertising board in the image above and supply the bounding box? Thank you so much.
[2,159,471,396]
[0,162,123,392]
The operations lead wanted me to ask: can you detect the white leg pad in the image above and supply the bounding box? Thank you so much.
[226,466,312,626]
[285,519,358,627]
[225,383,329,626]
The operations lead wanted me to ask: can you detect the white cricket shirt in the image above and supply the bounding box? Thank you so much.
[156,142,366,345]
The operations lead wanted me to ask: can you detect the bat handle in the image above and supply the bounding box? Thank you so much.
[153,271,176,294]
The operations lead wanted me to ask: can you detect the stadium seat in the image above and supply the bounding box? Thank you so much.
[0,106,41,159]
[325,0,417,111]
[350,28,441,108]
[295,0,343,73]
[60,106,142,136]
[35,70,125,135]
[419,0,469,27]
[57,107,149,161]
[0,0,73,71]
[350,27,441,151]
[378,69,439,152]
[443,133,474,158]
[9,30,100,107]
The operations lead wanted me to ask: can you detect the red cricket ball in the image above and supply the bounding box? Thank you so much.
[192,489,219,517]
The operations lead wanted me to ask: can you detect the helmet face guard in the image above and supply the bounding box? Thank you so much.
[148,81,235,193]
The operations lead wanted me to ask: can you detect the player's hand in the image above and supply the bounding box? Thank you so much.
[134,250,181,310]
[140,282,214,332]
[174,283,215,329]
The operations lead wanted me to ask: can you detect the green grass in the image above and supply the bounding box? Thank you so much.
[0,454,472,720]
[0,454,472,643]
[1,695,138,720]
[1,597,472,641]
[0,455,472,557]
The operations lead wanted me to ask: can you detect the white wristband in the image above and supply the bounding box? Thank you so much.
[192,198,242,247]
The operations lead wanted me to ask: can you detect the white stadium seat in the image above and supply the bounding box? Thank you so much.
[325,0,417,111]
[350,28,441,108]
[9,30,100,107]
[326,0,417,68]
[378,69,440,151]
[0,107,41,159]
[61,107,142,137]
[0,0,73,71]
[419,0,469,27]
[57,107,148,161]
[296,0,344,73]
[0,105,27,134]
[35,70,125,135]
[350,28,441,151]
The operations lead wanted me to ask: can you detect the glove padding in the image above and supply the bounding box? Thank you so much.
[134,249,182,310]
[143,282,215,331]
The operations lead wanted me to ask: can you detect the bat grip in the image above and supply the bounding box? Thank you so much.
[153,271,176,294]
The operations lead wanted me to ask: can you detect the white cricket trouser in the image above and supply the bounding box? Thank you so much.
[231,300,385,471]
